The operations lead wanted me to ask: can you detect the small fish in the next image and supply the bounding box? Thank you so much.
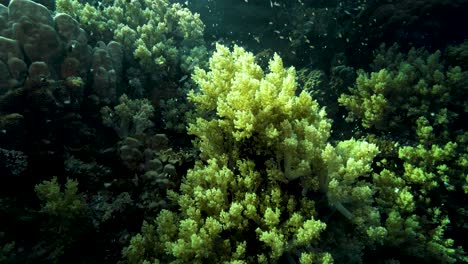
[187,61,197,71]
[179,75,188,83]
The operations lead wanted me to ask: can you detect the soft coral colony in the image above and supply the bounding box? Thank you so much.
[55,0,207,80]
[0,0,466,263]
[123,44,467,263]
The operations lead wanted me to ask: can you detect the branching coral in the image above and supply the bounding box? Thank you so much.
[123,44,385,264]
[35,177,87,218]
[56,0,207,78]
[100,94,154,139]
[339,43,465,134]
[34,177,90,260]
[188,44,332,184]
[369,116,467,263]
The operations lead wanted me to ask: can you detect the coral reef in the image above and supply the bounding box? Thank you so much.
[56,0,207,80]
[0,0,122,102]
[123,45,384,264]
[339,43,466,135]
[0,0,466,263]
[101,94,155,139]
[34,177,91,261]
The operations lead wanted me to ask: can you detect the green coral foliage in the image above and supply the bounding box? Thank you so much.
[188,44,332,184]
[34,177,90,261]
[56,0,207,77]
[123,44,334,263]
[35,177,87,218]
[338,44,465,133]
[341,46,468,263]
[101,94,155,139]
[446,39,468,66]
[124,44,385,263]
[123,44,467,263]
[322,139,381,227]
[398,117,458,194]
[369,117,467,262]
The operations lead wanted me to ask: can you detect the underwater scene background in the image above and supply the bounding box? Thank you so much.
[0,0,467,263]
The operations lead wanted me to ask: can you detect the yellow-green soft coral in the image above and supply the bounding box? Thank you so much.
[56,0,207,77]
[322,138,383,241]
[370,117,467,262]
[123,44,335,263]
[35,177,87,218]
[34,177,89,260]
[339,44,464,133]
[399,117,459,195]
[188,44,331,183]
[124,45,388,263]
[100,94,154,139]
